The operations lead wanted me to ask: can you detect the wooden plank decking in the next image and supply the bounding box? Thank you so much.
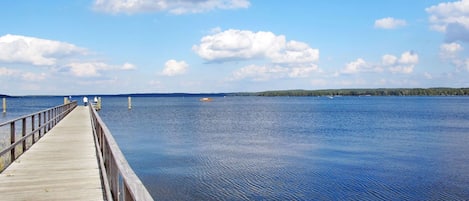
[0,106,104,201]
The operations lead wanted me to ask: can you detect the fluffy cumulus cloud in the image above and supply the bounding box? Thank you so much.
[193,29,320,81]
[0,34,137,80]
[66,62,112,77]
[121,62,137,70]
[440,42,463,59]
[193,29,319,63]
[439,42,469,72]
[342,58,371,74]
[426,0,469,42]
[385,51,419,74]
[340,51,418,75]
[0,34,85,66]
[374,17,407,29]
[161,59,188,76]
[65,62,136,77]
[93,0,250,14]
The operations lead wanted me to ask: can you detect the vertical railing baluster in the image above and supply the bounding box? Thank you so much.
[22,118,26,153]
[43,111,46,134]
[10,122,15,163]
[32,115,36,144]
[38,113,42,138]
[0,101,78,172]
[48,110,51,132]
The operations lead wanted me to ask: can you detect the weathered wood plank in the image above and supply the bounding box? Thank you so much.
[0,106,104,201]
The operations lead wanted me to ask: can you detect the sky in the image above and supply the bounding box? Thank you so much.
[1,0,469,95]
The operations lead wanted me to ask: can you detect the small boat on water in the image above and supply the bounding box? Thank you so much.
[200,97,213,102]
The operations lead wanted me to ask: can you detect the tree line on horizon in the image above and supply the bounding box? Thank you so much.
[238,88,469,97]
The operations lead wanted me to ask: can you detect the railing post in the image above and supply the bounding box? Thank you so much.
[43,111,47,134]
[38,113,42,137]
[48,110,51,131]
[52,108,56,126]
[10,122,15,162]
[31,115,36,144]
[22,118,26,153]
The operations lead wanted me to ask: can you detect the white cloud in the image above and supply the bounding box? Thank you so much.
[440,42,463,59]
[398,51,419,64]
[388,65,414,74]
[161,59,188,76]
[426,0,469,42]
[341,58,368,74]
[121,62,137,70]
[193,29,319,64]
[193,29,282,61]
[0,67,18,76]
[269,40,319,65]
[195,29,321,81]
[231,64,288,81]
[374,17,407,29]
[0,34,85,66]
[21,72,47,81]
[289,65,319,78]
[0,67,46,82]
[382,54,398,66]
[341,51,418,75]
[438,42,469,72]
[66,62,112,77]
[388,51,418,74]
[64,61,135,77]
[93,0,250,14]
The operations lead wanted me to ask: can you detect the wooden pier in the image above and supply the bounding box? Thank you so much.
[0,102,153,201]
[0,106,104,200]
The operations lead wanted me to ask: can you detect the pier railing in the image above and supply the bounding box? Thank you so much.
[0,101,77,171]
[89,105,154,201]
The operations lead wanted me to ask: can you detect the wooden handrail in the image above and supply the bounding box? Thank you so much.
[0,101,77,171]
[89,106,154,201]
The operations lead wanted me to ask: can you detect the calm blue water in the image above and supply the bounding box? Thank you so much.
[2,96,469,200]
[96,96,469,200]
[0,96,64,122]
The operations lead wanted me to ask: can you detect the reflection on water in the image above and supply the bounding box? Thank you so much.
[93,96,469,200]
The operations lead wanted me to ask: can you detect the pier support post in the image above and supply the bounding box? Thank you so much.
[2,98,6,113]
[128,96,132,110]
[97,97,102,110]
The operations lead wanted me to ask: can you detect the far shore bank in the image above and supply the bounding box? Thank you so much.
[3,87,469,97]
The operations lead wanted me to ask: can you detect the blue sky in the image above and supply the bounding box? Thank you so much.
[1,0,468,95]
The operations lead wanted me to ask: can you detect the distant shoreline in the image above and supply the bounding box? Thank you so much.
[3,87,469,97]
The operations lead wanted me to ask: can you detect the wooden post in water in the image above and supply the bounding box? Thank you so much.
[2,98,6,113]
[128,96,132,110]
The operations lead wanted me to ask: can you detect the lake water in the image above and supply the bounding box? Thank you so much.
[96,96,469,200]
[0,96,64,122]
[2,96,469,200]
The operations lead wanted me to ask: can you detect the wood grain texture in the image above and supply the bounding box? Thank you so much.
[0,106,104,201]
